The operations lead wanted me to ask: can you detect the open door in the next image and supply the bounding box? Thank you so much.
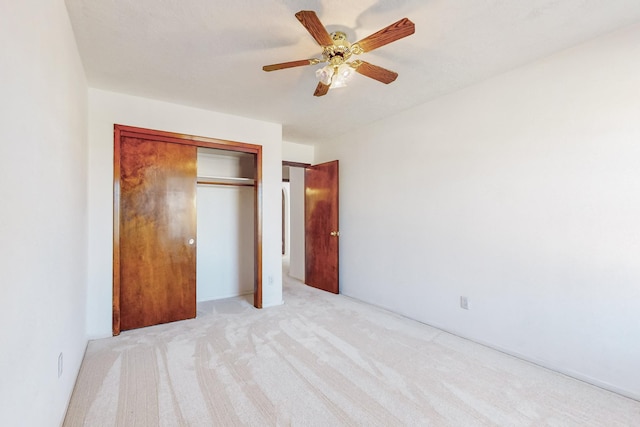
[305,160,339,293]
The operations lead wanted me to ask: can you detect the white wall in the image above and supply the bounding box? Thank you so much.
[87,89,283,338]
[0,1,88,425]
[316,24,640,399]
[197,185,255,301]
[288,168,307,280]
[197,151,254,180]
[282,182,291,257]
[283,140,314,164]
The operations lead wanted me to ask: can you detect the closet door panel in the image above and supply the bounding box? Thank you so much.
[119,137,197,331]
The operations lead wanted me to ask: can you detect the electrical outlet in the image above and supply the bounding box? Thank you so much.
[460,296,470,310]
[58,352,63,378]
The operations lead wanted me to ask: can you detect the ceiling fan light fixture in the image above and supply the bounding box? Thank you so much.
[316,63,355,89]
[330,63,355,88]
[316,65,334,85]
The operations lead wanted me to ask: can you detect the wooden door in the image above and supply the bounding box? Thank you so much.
[118,136,197,331]
[305,160,339,293]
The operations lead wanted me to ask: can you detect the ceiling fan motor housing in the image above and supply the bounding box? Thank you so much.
[324,32,354,66]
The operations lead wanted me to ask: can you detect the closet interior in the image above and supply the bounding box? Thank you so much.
[196,147,256,302]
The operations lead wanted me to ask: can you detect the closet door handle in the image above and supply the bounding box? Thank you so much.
[188,238,195,245]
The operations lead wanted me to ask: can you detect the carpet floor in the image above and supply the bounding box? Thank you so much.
[64,272,640,426]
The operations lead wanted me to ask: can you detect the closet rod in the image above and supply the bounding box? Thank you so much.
[197,180,255,187]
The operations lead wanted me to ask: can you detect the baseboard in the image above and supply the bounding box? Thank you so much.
[417,320,640,402]
[262,299,285,308]
[477,341,640,402]
[60,340,89,426]
[341,294,639,403]
[197,289,254,303]
[86,332,113,340]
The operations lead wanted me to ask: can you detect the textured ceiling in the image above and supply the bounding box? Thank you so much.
[65,0,640,144]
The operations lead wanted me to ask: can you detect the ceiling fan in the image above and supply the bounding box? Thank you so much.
[262,10,415,97]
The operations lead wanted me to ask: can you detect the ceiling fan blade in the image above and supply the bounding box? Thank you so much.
[295,10,333,46]
[313,82,330,97]
[262,59,317,72]
[354,18,415,53]
[354,61,398,84]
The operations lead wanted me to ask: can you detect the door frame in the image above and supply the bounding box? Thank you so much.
[113,124,263,335]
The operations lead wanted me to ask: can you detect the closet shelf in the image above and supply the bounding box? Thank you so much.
[197,175,255,187]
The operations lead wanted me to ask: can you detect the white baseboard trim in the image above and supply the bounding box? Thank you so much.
[419,319,640,402]
[341,294,639,403]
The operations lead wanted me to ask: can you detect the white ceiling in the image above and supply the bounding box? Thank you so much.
[65,0,640,144]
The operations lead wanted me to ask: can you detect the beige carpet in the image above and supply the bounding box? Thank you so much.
[64,273,639,426]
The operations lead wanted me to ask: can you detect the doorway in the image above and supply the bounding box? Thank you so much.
[113,125,263,335]
[282,162,309,282]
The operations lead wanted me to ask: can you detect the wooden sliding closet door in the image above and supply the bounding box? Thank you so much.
[118,136,197,331]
